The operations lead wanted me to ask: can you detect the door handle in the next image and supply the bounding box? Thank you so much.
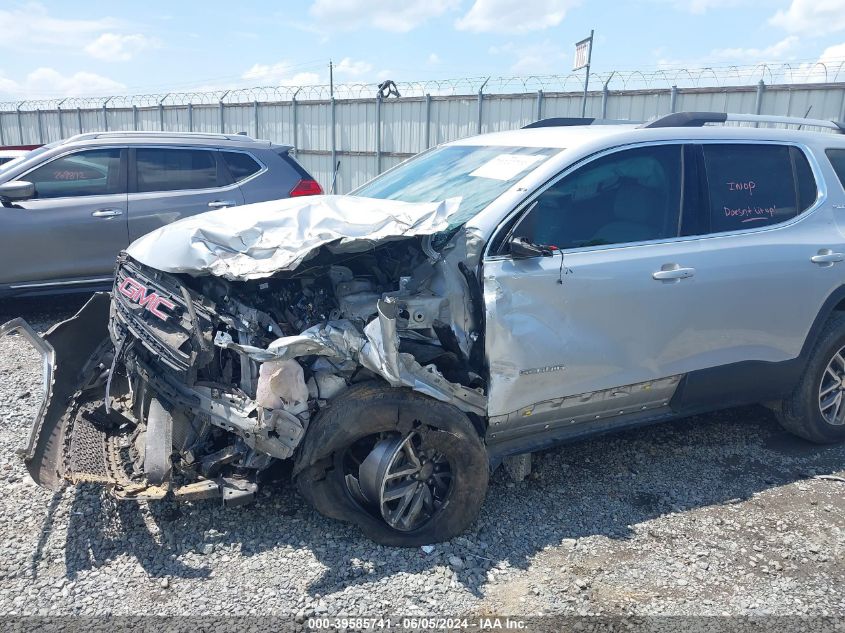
[811,249,844,266]
[652,264,695,281]
[91,208,123,218]
[208,200,237,209]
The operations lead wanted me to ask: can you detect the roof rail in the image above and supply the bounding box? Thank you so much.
[523,117,639,129]
[644,111,845,133]
[62,131,258,143]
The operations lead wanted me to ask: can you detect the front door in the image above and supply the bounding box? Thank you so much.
[483,143,692,434]
[0,147,128,286]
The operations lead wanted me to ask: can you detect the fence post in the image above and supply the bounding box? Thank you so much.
[477,77,489,134]
[218,90,229,134]
[188,103,193,132]
[601,85,609,118]
[102,102,108,132]
[36,109,44,143]
[57,98,66,140]
[600,72,616,120]
[425,93,432,149]
[754,79,766,127]
[839,88,845,124]
[253,100,259,138]
[330,96,337,191]
[16,103,24,145]
[77,107,83,134]
[536,89,544,122]
[0,112,4,145]
[375,93,382,174]
[132,105,138,131]
[669,85,678,113]
[292,91,299,155]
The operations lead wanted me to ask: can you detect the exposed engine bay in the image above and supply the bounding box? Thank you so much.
[98,233,485,503]
[12,193,488,510]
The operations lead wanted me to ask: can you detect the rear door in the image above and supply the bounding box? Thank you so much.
[127,146,245,242]
[0,147,128,286]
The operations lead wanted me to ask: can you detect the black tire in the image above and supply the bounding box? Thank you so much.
[293,383,489,546]
[776,313,845,444]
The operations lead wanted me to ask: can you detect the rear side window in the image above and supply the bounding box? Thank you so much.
[702,144,816,233]
[26,149,122,199]
[221,151,261,182]
[825,148,845,191]
[136,148,218,193]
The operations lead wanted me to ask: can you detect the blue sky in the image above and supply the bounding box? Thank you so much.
[1,0,844,99]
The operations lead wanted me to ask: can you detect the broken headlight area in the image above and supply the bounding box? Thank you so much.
[53,235,486,505]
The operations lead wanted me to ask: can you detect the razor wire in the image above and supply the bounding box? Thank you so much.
[3,60,845,111]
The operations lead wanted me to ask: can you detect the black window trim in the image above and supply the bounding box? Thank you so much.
[127,145,242,195]
[16,146,128,201]
[484,139,827,262]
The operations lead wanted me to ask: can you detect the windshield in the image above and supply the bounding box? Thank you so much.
[353,145,558,227]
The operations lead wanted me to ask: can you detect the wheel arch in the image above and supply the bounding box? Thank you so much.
[800,284,845,360]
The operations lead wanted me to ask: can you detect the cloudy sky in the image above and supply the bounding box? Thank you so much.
[1,0,845,99]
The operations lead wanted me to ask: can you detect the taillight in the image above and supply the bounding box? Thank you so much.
[289,178,323,197]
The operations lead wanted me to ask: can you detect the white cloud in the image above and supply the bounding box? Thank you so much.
[489,41,569,74]
[84,33,160,62]
[710,35,799,62]
[242,62,321,86]
[309,0,458,32]
[428,53,441,65]
[455,0,580,33]
[0,67,126,99]
[770,0,845,35]
[818,42,845,63]
[785,42,845,83]
[0,3,121,50]
[674,0,736,14]
[334,57,373,77]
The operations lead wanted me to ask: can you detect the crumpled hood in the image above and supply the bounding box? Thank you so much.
[126,195,460,281]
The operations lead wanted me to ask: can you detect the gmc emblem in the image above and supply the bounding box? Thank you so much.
[117,277,176,321]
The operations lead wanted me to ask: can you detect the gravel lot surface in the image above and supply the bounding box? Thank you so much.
[0,297,843,618]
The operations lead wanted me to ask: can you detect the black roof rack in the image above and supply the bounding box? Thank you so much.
[523,117,594,128]
[522,117,637,129]
[644,111,845,133]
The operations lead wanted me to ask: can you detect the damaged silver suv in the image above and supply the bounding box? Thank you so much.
[6,111,845,546]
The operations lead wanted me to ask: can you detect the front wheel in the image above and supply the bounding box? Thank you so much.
[776,314,845,444]
[294,384,489,546]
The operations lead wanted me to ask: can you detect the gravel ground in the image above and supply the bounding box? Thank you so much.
[0,297,843,618]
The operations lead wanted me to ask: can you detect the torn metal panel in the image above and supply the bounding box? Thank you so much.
[213,300,487,416]
[126,195,461,281]
[0,293,111,489]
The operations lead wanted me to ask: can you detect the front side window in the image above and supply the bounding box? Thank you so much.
[511,144,683,251]
[702,144,815,233]
[25,149,122,199]
[136,148,218,193]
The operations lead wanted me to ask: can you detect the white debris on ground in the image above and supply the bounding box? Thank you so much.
[0,298,843,617]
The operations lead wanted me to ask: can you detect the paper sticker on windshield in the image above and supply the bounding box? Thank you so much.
[469,154,544,181]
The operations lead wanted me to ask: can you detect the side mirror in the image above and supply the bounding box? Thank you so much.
[509,235,554,259]
[0,180,34,203]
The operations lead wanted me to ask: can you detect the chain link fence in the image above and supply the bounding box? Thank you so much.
[2,61,845,193]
